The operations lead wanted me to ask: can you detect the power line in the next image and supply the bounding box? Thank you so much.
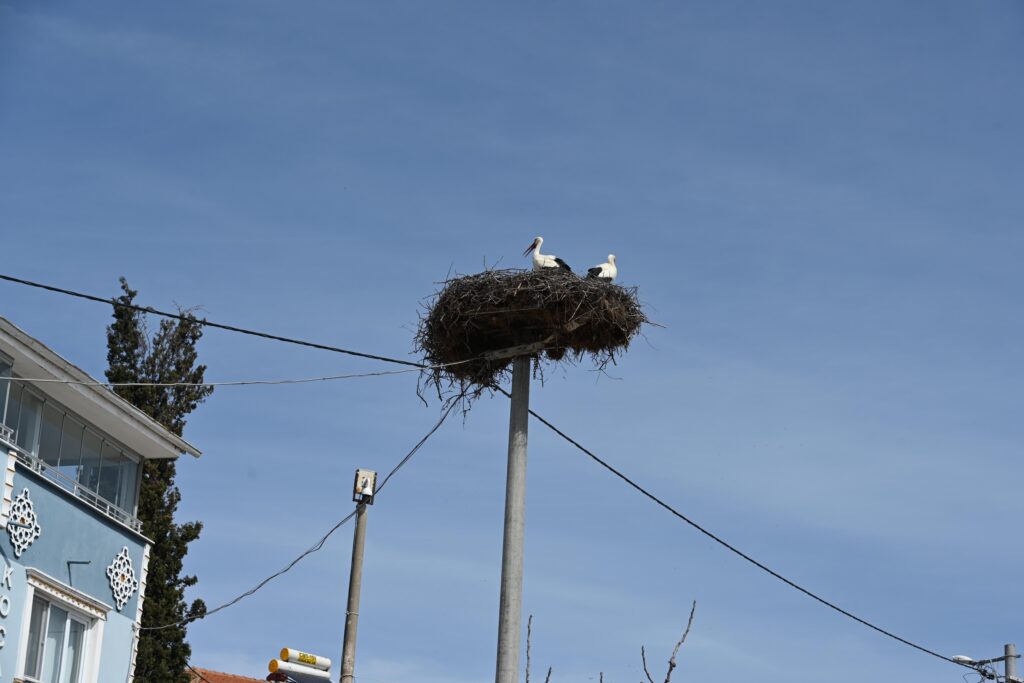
[0,272,426,368]
[3,272,971,668]
[14,367,422,388]
[376,397,460,494]
[503,387,964,669]
[140,395,461,632]
[185,662,214,683]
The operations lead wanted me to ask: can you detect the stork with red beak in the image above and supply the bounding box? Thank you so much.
[523,236,572,272]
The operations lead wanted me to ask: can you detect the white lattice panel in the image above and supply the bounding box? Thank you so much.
[107,546,140,611]
[6,487,42,557]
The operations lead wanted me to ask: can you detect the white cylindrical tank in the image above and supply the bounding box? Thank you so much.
[268,659,332,681]
[279,647,332,672]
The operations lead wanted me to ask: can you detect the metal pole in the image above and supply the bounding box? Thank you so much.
[341,503,368,683]
[495,355,531,683]
[1006,644,1018,682]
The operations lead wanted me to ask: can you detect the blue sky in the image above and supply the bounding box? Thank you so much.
[1,1,1022,681]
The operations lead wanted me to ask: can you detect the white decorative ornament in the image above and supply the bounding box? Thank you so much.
[106,546,139,611]
[7,488,42,557]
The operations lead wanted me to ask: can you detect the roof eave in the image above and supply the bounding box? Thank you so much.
[0,316,202,460]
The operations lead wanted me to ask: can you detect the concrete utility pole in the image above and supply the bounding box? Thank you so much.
[959,644,1021,682]
[341,469,376,683]
[495,355,531,683]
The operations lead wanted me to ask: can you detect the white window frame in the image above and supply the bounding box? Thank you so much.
[16,569,109,683]
[22,600,89,682]
[0,358,12,448]
[16,384,44,457]
[0,355,12,426]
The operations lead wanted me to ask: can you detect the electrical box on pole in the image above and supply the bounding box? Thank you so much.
[353,468,376,505]
[267,647,332,682]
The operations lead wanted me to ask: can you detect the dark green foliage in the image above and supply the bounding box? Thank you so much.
[105,278,213,683]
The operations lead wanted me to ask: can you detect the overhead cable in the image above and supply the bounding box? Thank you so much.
[185,663,214,683]
[14,368,421,388]
[503,388,963,668]
[0,272,426,368]
[4,272,969,669]
[140,395,461,632]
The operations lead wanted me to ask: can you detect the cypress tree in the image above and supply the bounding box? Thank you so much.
[105,278,213,683]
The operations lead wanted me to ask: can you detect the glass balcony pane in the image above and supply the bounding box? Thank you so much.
[0,361,10,431]
[16,390,42,454]
[59,417,84,482]
[118,455,140,512]
[3,381,22,433]
[78,431,102,493]
[98,443,122,505]
[40,403,63,466]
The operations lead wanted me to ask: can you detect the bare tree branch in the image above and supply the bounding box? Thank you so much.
[641,646,655,683]
[663,601,697,683]
[526,614,533,683]
[544,667,552,683]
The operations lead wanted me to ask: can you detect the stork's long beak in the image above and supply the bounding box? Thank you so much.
[523,239,538,256]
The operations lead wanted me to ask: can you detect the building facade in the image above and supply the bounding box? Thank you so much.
[0,316,200,683]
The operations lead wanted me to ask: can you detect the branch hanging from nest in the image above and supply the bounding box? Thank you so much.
[415,268,648,404]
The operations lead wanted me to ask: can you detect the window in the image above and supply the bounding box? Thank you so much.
[57,417,83,482]
[1,378,43,454]
[96,443,121,506]
[116,456,139,511]
[22,570,107,683]
[17,390,43,453]
[77,431,102,495]
[39,404,63,468]
[0,359,11,429]
[0,371,144,517]
[4,378,23,434]
[24,596,88,683]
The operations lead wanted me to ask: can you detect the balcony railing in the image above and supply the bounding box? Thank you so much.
[1,432,143,533]
[0,424,13,446]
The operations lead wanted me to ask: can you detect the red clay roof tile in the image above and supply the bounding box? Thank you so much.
[189,667,266,683]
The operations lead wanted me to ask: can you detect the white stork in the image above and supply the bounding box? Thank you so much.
[524,236,572,272]
[586,254,617,281]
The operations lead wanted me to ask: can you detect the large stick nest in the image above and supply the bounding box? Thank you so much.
[416,269,648,396]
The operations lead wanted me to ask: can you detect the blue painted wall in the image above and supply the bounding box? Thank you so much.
[98,612,138,683]
[0,464,148,682]
[0,555,31,681]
